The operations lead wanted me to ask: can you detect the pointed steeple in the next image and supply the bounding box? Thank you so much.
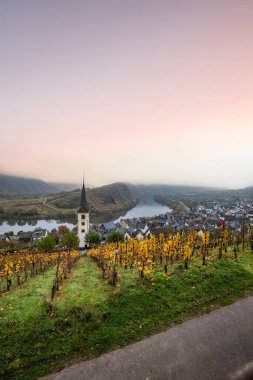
[78,180,89,213]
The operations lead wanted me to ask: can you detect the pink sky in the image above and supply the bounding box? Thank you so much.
[1,0,253,188]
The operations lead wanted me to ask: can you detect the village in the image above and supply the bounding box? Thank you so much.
[95,197,253,240]
[1,195,253,248]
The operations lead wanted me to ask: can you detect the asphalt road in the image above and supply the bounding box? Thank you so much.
[40,296,253,380]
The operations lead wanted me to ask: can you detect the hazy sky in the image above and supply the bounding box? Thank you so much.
[1,0,253,189]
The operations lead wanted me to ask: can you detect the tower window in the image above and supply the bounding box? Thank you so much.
[82,222,85,226]
[81,215,85,220]
[81,229,85,233]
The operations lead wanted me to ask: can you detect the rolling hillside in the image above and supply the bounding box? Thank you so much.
[0,182,137,222]
[48,182,135,211]
[1,175,253,222]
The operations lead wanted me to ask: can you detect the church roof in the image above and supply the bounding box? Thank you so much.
[78,182,89,213]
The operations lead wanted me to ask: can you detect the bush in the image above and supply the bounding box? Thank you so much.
[107,231,124,243]
[86,231,101,246]
[61,232,79,250]
[37,235,56,252]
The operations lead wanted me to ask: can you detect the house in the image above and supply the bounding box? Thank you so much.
[197,229,204,237]
[32,228,48,241]
[143,228,151,239]
[112,227,136,241]
[124,231,132,240]
[132,228,151,241]
[133,230,144,241]
[0,234,9,242]
[141,224,149,234]
[99,222,116,233]
[136,221,146,230]
[118,219,130,229]
[123,228,135,240]
[18,231,33,243]
[114,228,130,241]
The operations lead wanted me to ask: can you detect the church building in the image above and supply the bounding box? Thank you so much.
[77,181,90,248]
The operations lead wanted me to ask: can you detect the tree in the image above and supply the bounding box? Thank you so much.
[50,230,59,244]
[61,232,79,251]
[5,231,14,237]
[106,231,124,243]
[37,235,56,252]
[58,225,70,237]
[86,231,101,247]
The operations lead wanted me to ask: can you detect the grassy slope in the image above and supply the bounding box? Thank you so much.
[0,197,68,219]
[1,248,253,379]
[0,183,136,222]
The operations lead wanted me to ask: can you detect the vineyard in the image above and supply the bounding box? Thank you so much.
[1,226,253,379]
[89,225,253,284]
[0,249,80,311]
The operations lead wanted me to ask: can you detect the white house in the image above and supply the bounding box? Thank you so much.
[32,228,48,241]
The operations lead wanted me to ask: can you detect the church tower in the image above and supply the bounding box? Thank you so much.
[77,181,89,248]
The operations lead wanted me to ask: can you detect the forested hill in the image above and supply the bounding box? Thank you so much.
[0,175,79,198]
[0,175,57,197]
[128,183,253,200]
[48,182,136,210]
[1,173,253,203]
[127,184,218,198]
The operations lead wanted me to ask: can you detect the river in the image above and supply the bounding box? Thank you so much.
[114,199,172,222]
[0,219,76,235]
[0,200,172,234]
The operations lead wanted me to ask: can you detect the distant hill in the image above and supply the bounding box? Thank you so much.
[1,173,253,202]
[0,181,137,222]
[0,174,57,198]
[130,183,253,199]
[0,176,137,221]
[48,182,79,192]
[0,175,81,198]
[1,175,253,222]
[48,182,136,211]
[238,186,253,199]
[127,183,219,198]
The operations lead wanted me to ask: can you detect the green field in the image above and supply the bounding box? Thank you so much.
[1,248,253,379]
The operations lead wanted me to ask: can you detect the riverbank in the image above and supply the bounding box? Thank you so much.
[0,204,136,228]
[0,207,134,234]
[153,195,189,213]
[0,199,173,234]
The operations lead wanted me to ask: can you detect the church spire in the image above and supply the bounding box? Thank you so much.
[78,180,89,213]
